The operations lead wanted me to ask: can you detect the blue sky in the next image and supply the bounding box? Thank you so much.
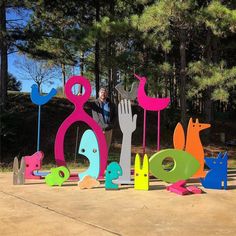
[7,7,81,94]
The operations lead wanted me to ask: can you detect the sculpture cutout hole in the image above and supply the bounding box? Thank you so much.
[71,84,85,96]
[59,170,65,178]
[162,157,175,172]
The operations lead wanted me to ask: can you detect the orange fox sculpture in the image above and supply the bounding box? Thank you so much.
[173,118,211,178]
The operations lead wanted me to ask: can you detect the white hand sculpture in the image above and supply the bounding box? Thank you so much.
[115,99,137,184]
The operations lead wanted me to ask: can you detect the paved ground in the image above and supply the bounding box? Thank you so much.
[0,170,236,236]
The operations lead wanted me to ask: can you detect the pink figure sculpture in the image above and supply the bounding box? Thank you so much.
[24,151,44,179]
[54,76,108,179]
[134,74,170,153]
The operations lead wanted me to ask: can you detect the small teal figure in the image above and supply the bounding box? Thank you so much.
[105,162,122,190]
[200,152,228,190]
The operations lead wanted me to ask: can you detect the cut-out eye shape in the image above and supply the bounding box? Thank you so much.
[81,149,85,153]
[59,171,65,178]
[199,125,201,127]
[108,171,111,174]
[144,174,147,177]
[26,164,29,167]
[93,148,97,153]
[193,125,195,127]
[136,173,139,176]
[36,164,38,167]
[213,161,216,164]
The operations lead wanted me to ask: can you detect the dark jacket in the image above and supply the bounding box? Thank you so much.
[91,98,116,131]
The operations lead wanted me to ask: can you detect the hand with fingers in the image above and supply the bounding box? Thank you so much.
[116,99,137,184]
[119,99,137,135]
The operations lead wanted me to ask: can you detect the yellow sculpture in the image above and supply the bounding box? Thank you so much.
[134,154,149,191]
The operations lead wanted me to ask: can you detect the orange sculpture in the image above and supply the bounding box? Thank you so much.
[173,118,211,178]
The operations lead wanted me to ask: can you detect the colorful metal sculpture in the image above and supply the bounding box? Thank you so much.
[149,149,200,183]
[30,84,57,151]
[24,151,44,179]
[166,180,189,195]
[13,156,25,185]
[78,129,100,180]
[167,180,202,195]
[173,118,211,178]
[105,162,122,190]
[54,76,108,179]
[134,74,170,153]
[115,81,138,100]
[45,166,70,187]
[134,154,149,191]
[200,152,228,190]
[78,175,100,189]
[115,99,137,184]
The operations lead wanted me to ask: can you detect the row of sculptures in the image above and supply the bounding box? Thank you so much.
[13,75,228,195]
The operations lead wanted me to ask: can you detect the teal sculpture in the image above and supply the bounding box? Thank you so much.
[105,162,122,190]
[78,129,100,180]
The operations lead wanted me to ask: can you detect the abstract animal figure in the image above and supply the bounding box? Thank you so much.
[200,152,228,190]
[13,156,25,185]
[30,84,57,151]
[24,151,44,179]
[115,81,138,100]
[134,74,170,153]
[105,162,122,190]
[30,84,57,106]
[173,118,211,178]
[45,166,70,187]
[134,154,149,191]
[78,129,100,180]
[54,76,108,179]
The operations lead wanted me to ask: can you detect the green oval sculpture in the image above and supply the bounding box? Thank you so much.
[149,149,200,183]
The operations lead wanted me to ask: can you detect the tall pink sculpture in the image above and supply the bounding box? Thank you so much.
[54,76,108,179]
[134,74,170,153]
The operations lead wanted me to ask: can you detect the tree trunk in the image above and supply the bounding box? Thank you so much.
[204,29,217,124]
[95,0,100,98]
[61,63,66,96]
[0,1,7,110]
[179,29,187,130]
[79,52,84,94]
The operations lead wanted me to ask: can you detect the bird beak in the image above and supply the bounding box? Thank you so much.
[134,74,142,80]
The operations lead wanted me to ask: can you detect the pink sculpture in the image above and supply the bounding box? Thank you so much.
[24,151,44,179]
[167,180,202,195]
[166,180,189,195]
[54,76,108,179]
[134,74,170,153]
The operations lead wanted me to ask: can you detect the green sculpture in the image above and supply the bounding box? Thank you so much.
[149,149,200,183]
[45,166,70,187]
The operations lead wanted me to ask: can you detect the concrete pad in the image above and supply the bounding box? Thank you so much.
[0,170,236,235]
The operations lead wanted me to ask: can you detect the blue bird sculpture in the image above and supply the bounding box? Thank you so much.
[30,84,57,105]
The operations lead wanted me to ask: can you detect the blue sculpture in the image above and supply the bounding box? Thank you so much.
[30,84,57,106]
[30,84,57,151]
[78,129,100,180]
[200,152,228,190]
